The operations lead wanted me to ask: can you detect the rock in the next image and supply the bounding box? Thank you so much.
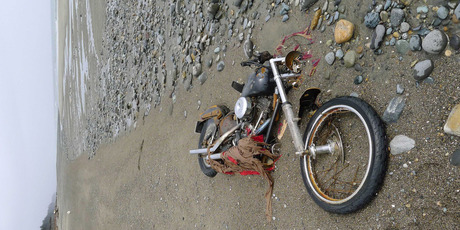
[265,15,271,22]
[238,32,244,42]
[390,8,405,27]
[456,4,460,19]
[371,25,386,50]
[364,12,380,28]
[192,64,202,77]
[384,0,391,10]
[198,72,207,85]
[451,149,460,166]
[396,40,410,54]
[413,59,434,81]
[380,11,389,22]
[280,3,290,15]
[416,6,428,14]
[354,75,363,85]
[450,34,460,50]
[389,37,396,46]
[334,19,354,44]
[208,3,220,18]
[437,6,448,20]
[386,27,393,35]
[217,61,225,72]
[206,59,213,68]
[325,52,335,65]
[243,39,253,58]
[282,14,289,22]
[390,135,415,155]
[409,35,422,51]
[214,47,220,54]
[383,96,405,123]
[444,104,460,136]
[350,92,359,97]
[301,0,319,11]
[400,22,410,33]
[422,30,448,54]
[396,84,404,94]
[335,49,344,59]
[343,50,357,68]
[234,0,243,7]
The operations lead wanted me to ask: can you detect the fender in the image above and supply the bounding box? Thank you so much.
[298,88,321,120]
[195,105,228,133]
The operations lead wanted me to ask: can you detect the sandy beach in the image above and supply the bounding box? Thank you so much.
[57,0,459,229]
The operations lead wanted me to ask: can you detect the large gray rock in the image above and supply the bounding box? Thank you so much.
[371,25,386,50]
[422,30,448,54]
[383,96,405,123]
[390,8,405,27]
[390,135,415,155]
[413,59,434,81]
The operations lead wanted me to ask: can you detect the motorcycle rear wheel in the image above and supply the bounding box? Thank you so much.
[301,96,387,213]
[198,119,218,177]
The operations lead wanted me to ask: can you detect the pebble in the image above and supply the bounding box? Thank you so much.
[198,72,207,85]
[383,96,405,123]
[416,6,428,14]
[325,52,335,65]
[265,15,271,22]
[451,149,460,166]
[238,33,244,42]
[413,59,434,81]
[282,14,289,22]
[343,50,357,68]
[301,0,319,11]
[390,8,405,27]
[350,92,359,97]
[280,3,290,15]
[217,61,225,72]
[450,34,460,50]
[192,64,202,77]
[437,6,449,20]
[370,24,385,50]
[396,84,404,94]
[334,19,354,44]
[380,11,389,22]
[400,22,410,33]
[456,4,460,19]
[444,104,460,136]
[206,59,213,68]
[390,37,396,46]
[364,12,380,28]
[422,30,448,54]
[409,35,422,51]
[243,39,254,58]
[390,135,415,155]
[386,27,393,35]
[384,0,391,10]
[396,40,410,54]
[354,75,363,85]
[214,47,220,54]
[335,49,344,59]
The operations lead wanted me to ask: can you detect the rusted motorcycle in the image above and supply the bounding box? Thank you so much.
[189,51,388,213]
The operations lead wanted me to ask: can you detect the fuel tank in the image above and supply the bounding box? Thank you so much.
[241,67,276,97]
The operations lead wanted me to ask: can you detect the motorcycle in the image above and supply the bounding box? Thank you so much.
[189,51,388,214]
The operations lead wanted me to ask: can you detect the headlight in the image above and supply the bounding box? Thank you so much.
[235,97,252,119]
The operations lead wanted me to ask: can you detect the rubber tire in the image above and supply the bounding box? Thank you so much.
[198,119,218,177]
[300,96,388,213]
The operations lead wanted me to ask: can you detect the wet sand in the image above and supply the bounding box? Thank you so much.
[57,0,459,229]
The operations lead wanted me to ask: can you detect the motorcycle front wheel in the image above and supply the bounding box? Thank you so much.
[198,118,218,177]
[301,96,388,213]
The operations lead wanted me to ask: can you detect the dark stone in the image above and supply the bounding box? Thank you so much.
[301,0,319,11]
[413,59,434,81]
[383,96,405,123]
[451,149,460,166]
[354,75,363,85]
[409,35,422,51]
[364,12,380,28]
[450,34,460,50]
